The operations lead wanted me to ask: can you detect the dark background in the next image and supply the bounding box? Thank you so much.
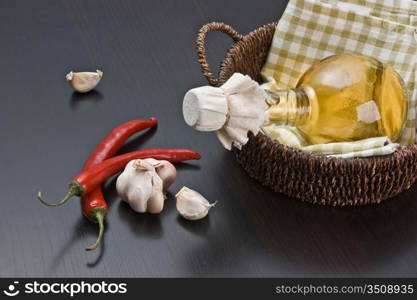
[1,0,417,277]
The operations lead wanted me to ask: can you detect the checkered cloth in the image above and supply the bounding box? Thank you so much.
[261,0,417,157]
[321,0,417,26]
[262,124,400,158]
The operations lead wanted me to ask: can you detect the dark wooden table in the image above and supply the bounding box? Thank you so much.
[1,0,417,277]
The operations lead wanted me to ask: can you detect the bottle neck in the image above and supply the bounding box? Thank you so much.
[266,87,313,127]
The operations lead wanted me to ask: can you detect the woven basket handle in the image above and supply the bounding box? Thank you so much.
[197,22,244,86]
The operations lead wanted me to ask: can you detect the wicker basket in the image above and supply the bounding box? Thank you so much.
[196,22,417,206]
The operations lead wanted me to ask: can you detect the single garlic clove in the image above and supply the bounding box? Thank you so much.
[134,159,155,172]
[116,160,154,213]
[156,162,176,190]
[144,158,177,190]
[175,186,216,220]
[66,69,103,93]
[146,172,165,214]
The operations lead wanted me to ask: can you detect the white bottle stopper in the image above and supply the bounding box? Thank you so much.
[183,86,228,131]
[182,73,268,150]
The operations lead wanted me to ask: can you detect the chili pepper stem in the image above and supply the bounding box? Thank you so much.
[85,208,106,251]
[38,180,83,207]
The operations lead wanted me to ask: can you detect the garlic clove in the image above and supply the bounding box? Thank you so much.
[156,162,176,190]
[66,69,103,93]
[124,178,153,212]
[142,158,177,190]
[134,159,155,172]
[146,172,165,214]
[116,161,154,213]
[175,187,216,220]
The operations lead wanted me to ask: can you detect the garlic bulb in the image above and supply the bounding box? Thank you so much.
[182,73,268,150]
[116,159,165,214]
[66,70,103,93]
[175,187,216,220]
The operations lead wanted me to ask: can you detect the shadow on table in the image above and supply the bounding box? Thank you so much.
[175,162,201,171]
[233,163,417,276]
[179,150,417,276]
[117,201,163,239]
[48,216,107,271]
[69,90,103,109]
[176,215,211,236]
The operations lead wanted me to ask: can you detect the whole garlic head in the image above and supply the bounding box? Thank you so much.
[66,70,103,93]
[116,159,165,214]
[175,187,216,220]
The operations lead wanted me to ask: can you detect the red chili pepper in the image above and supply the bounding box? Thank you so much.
[81,189,108,251]
[81,118,157,251]
[83,118,158,169]
[38,148,201,207]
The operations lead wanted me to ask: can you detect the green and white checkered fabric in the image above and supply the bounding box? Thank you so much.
[321,0,417,26]
[262,124,400,158]
[261,0,417,157]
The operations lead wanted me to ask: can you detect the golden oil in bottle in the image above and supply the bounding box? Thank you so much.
[267,53,408,144]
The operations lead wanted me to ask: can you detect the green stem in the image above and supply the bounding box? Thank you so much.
[37,180,83,207]
[85,208,107,251]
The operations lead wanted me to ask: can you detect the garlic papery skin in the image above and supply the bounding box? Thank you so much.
[175,187,216,220]
[144,158,177,190]
[116,159,164,214]
[66,70,103,93]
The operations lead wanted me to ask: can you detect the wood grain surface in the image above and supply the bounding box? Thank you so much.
[1,0,417,277]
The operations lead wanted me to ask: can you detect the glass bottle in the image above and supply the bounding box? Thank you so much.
[267,53,408,144]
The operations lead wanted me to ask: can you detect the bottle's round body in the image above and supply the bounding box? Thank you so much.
[294,53,407,144]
